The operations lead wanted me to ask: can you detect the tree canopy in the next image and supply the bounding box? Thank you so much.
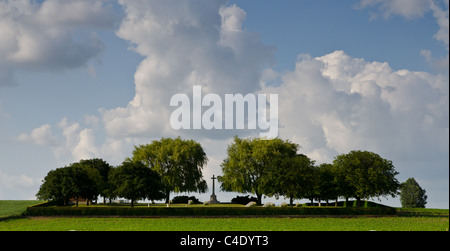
[37,137,407,208]
[219,136,299,205]
[400,177,427,208]
[108,161,165,207]
[270,154,317,206]
[36,163,96,206]
[333,150,400,206]
[131,137,208,203]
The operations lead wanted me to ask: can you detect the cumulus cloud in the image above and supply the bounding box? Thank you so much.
[18,1,448,165]
[17,124,60,146]
[0,0,119,86]
[265,51,449,166]
[100,0,275,140]
[17,118,98,163]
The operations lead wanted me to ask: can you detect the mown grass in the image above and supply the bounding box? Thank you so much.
[1,216,448,231]
[0,200,448,231]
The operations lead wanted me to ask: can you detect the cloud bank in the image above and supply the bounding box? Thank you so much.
[0,0,119,86]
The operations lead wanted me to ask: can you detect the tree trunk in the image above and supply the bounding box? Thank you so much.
[289,197,294,207]
[131,199,135,207]
[345,197,349,208]
[165,189,171,204]
[76,197,79,207]
[356,197,361,208]
[256,193,262,205]
[309,198,313,206]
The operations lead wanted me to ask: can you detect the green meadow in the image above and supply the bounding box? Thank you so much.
[0,201,448,231]
[1,216,448,231]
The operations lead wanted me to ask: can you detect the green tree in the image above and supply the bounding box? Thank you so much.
[70,162,102,206]
[271,154,317,206]
[219,136,298,205]
[400,177,427,208]
[316,163,339,206]
[36,164,94,207]
[76,159,112,204]
[36,168,70,206]
[333,150,400,207]
[131,137,208,203]
[109,161,165,207]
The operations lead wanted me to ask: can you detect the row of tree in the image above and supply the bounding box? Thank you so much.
[37,136,424,207]
[219,137,400,207]
[37,138,208,207]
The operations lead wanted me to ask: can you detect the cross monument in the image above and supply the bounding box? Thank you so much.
[209,175,220,204]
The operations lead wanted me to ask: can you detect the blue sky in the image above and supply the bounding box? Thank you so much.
[0,0,448,208]
[231,0,446,72]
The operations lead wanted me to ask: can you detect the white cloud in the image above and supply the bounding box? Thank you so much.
[0,170,40,190]
[0,170,42,199]
[265,51,449,165]
[18,1,448,167]
[17,124,59,146]
[0,0,119,86]
[356,0,433,19]
[430,0,449,48]
[101,0,275,140]
[17,118,101,164]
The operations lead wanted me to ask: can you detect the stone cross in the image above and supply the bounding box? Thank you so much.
[211,175,216,196]
[209,174,219,204]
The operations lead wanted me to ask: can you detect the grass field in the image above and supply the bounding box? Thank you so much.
[1,200,448,231]
[1,216,448,231]
[0,200,45,218]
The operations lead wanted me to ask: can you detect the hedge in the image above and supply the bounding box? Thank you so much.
[26,205,397,217]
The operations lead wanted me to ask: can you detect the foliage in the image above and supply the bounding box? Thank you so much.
[26,203,397,217]
[171,196,201,204]
[76,159,112,203]
[271,154,317,205]
[231,195,258,205]
[315,163,339,203]
[399,177,427,208]
[36,164,96,206]
[131,137,208,203]
[36,158,112,206]
[108,161,165,207]
[219,136,298,204]
[332,150,400,206]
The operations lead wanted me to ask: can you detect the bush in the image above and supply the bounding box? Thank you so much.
[171,196,201,204]
[231,195,258,205]
[26,205,397,217]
